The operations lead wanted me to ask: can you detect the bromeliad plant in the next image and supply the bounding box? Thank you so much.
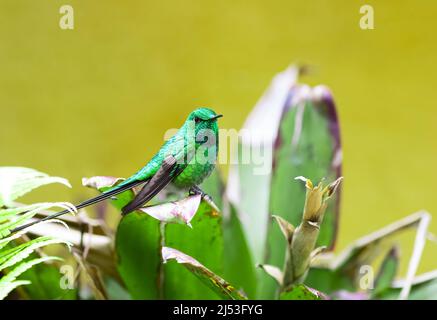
[259,176,343,299]
[78,66,436,300]
[2,66,436,300]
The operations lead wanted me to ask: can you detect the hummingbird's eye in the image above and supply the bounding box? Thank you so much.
[194,117,202,123]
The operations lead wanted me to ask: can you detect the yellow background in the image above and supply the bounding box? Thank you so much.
[1,1,436,274]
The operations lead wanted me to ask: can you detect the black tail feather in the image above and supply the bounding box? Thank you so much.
[10,179,145,234]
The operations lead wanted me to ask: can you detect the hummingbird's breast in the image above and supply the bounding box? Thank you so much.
[172,143,218,189]
[172,160,215,189]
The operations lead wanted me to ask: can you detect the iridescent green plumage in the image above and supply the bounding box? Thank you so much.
[113,107,221,214]
[11,108,221,233]
[113,107,220,191]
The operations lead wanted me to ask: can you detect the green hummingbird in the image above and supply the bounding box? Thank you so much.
[12,108,222,233]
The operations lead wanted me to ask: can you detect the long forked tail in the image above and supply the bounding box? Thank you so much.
[10,179,145,234]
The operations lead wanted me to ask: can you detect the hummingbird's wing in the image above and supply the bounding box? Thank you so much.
[121,155,185,215]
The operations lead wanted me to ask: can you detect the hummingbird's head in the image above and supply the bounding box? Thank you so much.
[185,108,222,142]
[186,107,222,131]
[182,108,222,153]
[187,108,222,123]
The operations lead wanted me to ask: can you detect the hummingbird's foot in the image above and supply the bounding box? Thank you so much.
[189,185,220,213]
[189,185,206,197]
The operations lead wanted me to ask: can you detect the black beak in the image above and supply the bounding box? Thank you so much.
[210,114,223,120]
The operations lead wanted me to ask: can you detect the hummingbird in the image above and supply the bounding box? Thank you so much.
[11,108,222,233]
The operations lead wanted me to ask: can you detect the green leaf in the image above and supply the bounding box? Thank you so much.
[0,239,71,300]
[377,271,437,300]
[0,202,76,238]
[162,247,247,300]
[92,176,205,299]
[372,246,399,298]
[116,199,224,299]
[268,88,341,258]
[0,233,19,251]
[0,167,75,300]
[257,264,283,286]
[0,236,69,271]
[403,278,437,300]
[92,174,225,299]
[0,206,33,223]
[272,215,294,243]
[223,202,257,298]
[0,256,60,284]
[105,277,131,300]
[280,284,326,300]
[164,200,223,299]
[19,260,77,300]
[260,86,341,298]
[225,68,341,299]
[305,267,355,295]
[0,167,71,207]
[116,212,161,299]
[0,280,31,300]
[306,212,430,296]
[225,66,300,271]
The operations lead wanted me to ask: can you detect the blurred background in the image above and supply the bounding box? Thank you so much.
[1,1,436,274]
